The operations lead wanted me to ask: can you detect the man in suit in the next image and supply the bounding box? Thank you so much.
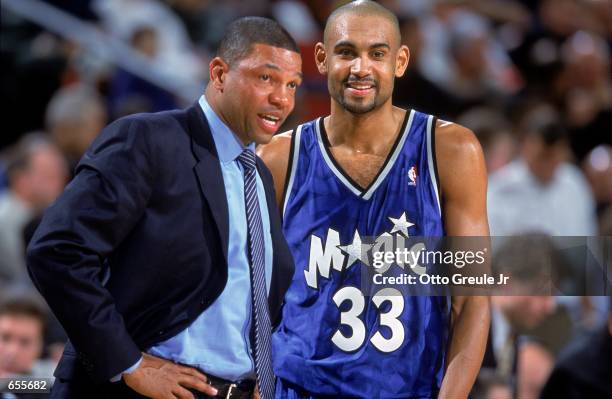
[26,16,301,399]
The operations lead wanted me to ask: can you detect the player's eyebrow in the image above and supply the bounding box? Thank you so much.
[334,40,356,50]
[369,43,391,50]
[333,41,390,51]
[263,63,303,79]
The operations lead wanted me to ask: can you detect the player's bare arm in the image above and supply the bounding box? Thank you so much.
[257,131,292,207]
[435,120,491,399]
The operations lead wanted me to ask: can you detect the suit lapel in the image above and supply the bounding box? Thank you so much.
[188,104,230,262]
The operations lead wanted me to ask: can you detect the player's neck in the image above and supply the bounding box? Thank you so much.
[326,101,405,152]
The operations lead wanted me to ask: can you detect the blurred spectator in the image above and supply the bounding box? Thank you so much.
[457,107,517,173]
[108,26,178,118]
[540,297,612,399]
[558,31,612,161]
[45,83,106,170]
[487,105,596,236]
[600,206,612,236]
[471,369,513,399]
[0,134,68,287]
[516,341,553,399]
[393,16,461,119]
[92,0,207,93]
[0,296,54,379]
[510,0,595,90]
[582,145,612,217]
[1,15,69,149]
[417,1,519,107]
[445,21,514,109]
[483,235,558,394]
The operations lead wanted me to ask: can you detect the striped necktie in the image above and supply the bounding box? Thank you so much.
[237,148,275,399]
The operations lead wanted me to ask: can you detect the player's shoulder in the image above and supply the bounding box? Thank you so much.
[433,118,484,163]
[257,130,293,163]
[256,129,296,187]
[432,118,487,196]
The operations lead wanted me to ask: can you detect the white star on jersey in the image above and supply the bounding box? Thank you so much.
[337,230,372,268]
[388,212,415,237]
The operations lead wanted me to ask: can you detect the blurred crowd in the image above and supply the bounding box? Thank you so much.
[0,0,610,398]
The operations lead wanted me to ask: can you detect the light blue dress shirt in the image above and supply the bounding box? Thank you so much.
[146,96,274,381]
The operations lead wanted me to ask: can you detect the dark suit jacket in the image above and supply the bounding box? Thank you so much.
[26,103,295,397]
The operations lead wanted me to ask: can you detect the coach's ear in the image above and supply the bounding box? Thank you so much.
[209,57,229,92]
[315,42,327,75]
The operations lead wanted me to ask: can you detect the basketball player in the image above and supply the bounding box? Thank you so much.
[258,1,490,398]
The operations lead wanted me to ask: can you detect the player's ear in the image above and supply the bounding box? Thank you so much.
[314,42,328,75]
[209,57,229,92]
[395,45,410,78]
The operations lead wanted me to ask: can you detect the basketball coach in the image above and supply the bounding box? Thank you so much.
[26,17,301,399]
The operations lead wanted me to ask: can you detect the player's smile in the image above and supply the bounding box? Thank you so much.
[344,76,377,97]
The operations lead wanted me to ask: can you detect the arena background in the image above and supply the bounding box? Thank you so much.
[1,1,610,398]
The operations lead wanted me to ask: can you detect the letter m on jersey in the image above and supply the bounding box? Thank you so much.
[304,228,345,289]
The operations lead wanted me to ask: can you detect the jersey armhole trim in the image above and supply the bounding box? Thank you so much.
[427,115,443,217]
[281,124,302,222]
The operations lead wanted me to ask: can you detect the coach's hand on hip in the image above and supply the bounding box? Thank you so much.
[123,353,218,399]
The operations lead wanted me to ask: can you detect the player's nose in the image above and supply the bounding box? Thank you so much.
[350,56,371,77]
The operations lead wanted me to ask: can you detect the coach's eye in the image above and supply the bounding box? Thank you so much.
[260,74,271,82]
[372,51,385,58]
[339,49,353,57]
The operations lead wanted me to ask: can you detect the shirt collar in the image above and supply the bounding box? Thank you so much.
[198,95,255,163]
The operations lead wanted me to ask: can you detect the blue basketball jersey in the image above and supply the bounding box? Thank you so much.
[272,110,449,399]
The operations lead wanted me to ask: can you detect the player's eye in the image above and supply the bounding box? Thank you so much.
[339,49,353,57]
[287,81,298,89]
[372,51,385,58]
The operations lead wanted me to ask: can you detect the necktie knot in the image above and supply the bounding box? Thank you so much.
[237,148,256,172]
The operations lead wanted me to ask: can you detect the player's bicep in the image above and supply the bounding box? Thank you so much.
[257,132,292,207]
[436,122,489,237]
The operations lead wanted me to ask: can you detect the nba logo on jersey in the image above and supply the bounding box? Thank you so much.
[408,165,418,186]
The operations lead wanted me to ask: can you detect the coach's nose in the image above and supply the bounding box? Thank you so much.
[269,85,291,110]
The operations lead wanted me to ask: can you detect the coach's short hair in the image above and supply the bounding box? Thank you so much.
[216,16,300,66]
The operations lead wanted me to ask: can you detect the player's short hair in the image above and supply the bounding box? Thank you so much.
[324,0,401,45]
[216,16,300,66]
